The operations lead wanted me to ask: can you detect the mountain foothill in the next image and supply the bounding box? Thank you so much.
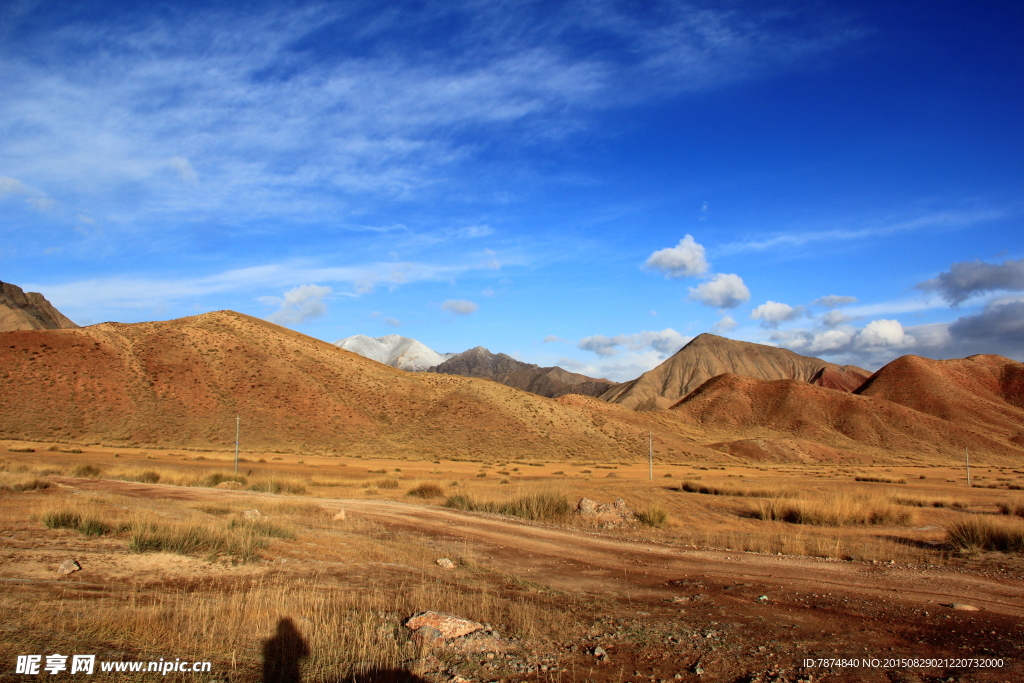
[2,280,1021,465]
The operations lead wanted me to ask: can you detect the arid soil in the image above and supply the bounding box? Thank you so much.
[4,467,1021,683]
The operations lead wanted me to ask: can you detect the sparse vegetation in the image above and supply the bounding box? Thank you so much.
[855,476,907,484]
[678,480,795,499]
[998,500,1024,518]
[445,491,571,522]
[750,494,915,527]
[946,516,1024,553]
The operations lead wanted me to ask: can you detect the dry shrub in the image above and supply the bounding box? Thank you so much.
[892,494,967,509]
[248,478,308,495]
[635,503,669,528]
[855,476,907,484]
[947,516,1024,553]
[445,491,571,522]
[679,480,795,498]
[42,507,112,537]
[406,482,445,498]
[0,473,50,492]
[72,464,103,478]
[997,499,1024,518]
[373,478,400,490]
[750,493,916,526]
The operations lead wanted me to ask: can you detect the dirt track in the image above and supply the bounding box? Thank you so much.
[55,477,1024,682]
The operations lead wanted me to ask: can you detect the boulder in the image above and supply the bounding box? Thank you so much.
[436,557,456,569]
[406,611,484,640]
[574,497,636,527]
[57,559,81,575]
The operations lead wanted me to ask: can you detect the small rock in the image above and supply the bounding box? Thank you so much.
[947,603,980,611]
[756,595,769,602]
[215,481,243,490]
[593,645,608,661]
[242,509,266,520]
[332,509,346,521]
[406,611,484,639]
[436,557,456,569]
[57,559,81,575]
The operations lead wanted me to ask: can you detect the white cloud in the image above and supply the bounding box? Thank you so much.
[644,235,708,278]
[750,301,803,327]
[718,209,1007,255]
[687,273,750,309]
[441,299,478,315]
[812,295,857,308]
[384,317,401,327]
[855,319,910,348]
[264,284,331,326]
[711,315,737,334]
[0,175,55,212]
[543,335,563,343]
[577,328,688,358]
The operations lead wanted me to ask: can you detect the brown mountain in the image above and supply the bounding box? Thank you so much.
[430,346,616,399]
[667,368,1024,464]
[809,365,872,393]
[856,354,1024,438]
[0,310,711,460]
[0,281,78,332]
[599,333,868,410]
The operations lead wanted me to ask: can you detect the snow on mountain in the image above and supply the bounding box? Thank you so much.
[333,334,454,371]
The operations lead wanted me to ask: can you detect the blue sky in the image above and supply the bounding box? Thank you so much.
[2,0,1022,381]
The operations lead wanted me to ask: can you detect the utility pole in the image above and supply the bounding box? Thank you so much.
[965,446,970,486]
[234,415,240,475]
[648,431,653,480]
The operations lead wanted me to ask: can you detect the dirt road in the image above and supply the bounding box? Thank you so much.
[59,478,1024,682]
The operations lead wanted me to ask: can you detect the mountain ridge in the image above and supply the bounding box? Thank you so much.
[0,281,79,332]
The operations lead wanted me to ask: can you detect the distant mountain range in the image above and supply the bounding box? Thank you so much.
[2,286,1022,463]
[430,346,617,399]
[0,282,78,332]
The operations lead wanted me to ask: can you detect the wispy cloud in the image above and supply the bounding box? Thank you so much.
[716,209,1007,256]
[0,2,861,236]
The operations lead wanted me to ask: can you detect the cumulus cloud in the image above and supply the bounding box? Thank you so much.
[812,295,857,308]
[711,316,738,334]
[441,299,478,315]
[264,284,331,326]
[771,319,914,356]
[644,235,708,278]
[577,328,689,358]
[917,259,1024,306]
[687,273,750,309]
[750,301,804,328]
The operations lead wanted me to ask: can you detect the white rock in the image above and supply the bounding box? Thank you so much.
[436,557,456,569]
[57,559,81,575]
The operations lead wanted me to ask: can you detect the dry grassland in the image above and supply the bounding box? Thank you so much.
[2,439,1024,681]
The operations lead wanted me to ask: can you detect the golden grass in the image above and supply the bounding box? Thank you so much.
[891,493,967,509]
[0,472,50,492]
[749,493,916,527]
[406,482,446,498]
[946,516,1024,553]
[445,490,572,522]
[997,499,1024,518]
[678,480,796,498]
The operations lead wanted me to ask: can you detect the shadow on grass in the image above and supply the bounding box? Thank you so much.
[263,616,430,683]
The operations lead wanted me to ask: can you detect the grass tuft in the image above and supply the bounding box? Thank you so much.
[750,494,915,527]
[445,491,571,522]
[947,516,1024,553]
[406,482,445,498]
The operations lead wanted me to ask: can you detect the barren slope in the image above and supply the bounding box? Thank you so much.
[599,333,865,410]
[0,310,708,459]
[670,372,1024,460]
[0,281,78,332]
[856,354,1024,439]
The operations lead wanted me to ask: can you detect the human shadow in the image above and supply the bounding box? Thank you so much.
[262,617,431,683]
[262,617,310,683]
